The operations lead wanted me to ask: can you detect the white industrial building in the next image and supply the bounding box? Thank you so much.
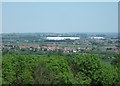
[90,37,105,39]
[46,37,80,40]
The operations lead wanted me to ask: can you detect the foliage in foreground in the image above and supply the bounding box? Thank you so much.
[2,54,119,85]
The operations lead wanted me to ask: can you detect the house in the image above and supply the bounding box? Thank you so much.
[19,46,30,49]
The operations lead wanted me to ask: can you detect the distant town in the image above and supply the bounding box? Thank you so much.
[1,33,119,58]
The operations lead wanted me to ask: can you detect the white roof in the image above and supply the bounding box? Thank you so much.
[90,37,105,39]
[46,37,80,40]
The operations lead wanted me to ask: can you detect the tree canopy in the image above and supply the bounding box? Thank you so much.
[2,54,119,85]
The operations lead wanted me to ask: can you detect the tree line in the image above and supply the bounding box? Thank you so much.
[2,54,120,85]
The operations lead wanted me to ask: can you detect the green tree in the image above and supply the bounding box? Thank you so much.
[34,56,75,84]
[73,54,118,85]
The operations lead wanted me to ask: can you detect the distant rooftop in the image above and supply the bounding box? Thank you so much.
[90,37,105,39]
[46,37,80,40]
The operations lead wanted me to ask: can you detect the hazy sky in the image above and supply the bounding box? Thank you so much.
[2,2,118,33]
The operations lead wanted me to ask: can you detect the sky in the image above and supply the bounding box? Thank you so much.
[2,2,118,33]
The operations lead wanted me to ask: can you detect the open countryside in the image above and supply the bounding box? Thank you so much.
[1,2,120,85]
[2,32,120,85]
